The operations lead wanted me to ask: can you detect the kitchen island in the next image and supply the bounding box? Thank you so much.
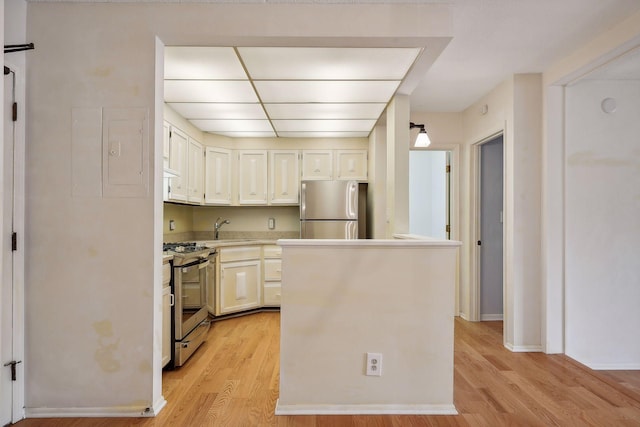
[276,237,461,415]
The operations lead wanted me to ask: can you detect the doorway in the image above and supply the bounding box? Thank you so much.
[409,150,452,240]
[478,135,504,321]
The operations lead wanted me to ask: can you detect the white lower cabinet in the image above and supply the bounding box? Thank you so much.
[217,246,262,315]
[162,261,172,368]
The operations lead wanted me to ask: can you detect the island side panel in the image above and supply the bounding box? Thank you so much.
[278,243,457,411]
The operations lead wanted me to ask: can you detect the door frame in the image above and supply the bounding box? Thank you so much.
[470,131,505,323]
[1,60,26,424]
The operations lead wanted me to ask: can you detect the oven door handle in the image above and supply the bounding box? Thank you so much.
[198,260,210,269]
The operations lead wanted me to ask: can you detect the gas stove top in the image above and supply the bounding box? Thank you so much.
[163,242,215,265]
[163,242,207,253]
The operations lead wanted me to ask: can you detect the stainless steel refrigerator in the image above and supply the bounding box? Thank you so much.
[300,180,368,239]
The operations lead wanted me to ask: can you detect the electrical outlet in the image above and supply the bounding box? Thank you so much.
[268,217,276,230]
[365,352,382,376]
[169,219,175,231]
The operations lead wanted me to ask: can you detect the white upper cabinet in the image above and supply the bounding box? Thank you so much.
[335,149,368,181]
[167,127,188,202]
[204,147,232,205]
[238,150,268,205]
[269,150,299,205]
[301,150,333,180]
[187,138,204,204]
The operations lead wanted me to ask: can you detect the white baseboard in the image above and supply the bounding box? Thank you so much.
[480,314,503,321]
[585,362,640,370]
[26,399,166,419]
[152,396,167,416]
[504,342,543,352]
[275,400,458,415]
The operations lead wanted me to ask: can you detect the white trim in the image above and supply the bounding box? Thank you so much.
[275,400,458,415]
[480,314,503,321]
[26,398,167,418]
[2,58,26,425]
[585,363,640,371]
[458,312,470,321]
[504,343,543,353]
[470,130,505,323]
[152,396,167,415]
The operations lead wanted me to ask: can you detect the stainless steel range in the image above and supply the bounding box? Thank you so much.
[163,242,216,367]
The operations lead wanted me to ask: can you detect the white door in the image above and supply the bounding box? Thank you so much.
[409,150,450,239]
[2,64,24,425]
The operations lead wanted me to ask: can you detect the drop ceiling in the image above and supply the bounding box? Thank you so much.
[164,46,422,138]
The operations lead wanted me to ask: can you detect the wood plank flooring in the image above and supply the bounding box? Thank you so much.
[14,313,640,426]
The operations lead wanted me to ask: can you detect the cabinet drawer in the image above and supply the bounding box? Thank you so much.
[263,244,282,258]
[264,259,282,281]
[263,283,281,306]
[219,246,261,262]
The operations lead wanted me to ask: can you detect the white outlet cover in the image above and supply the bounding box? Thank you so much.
[366,352,382,376]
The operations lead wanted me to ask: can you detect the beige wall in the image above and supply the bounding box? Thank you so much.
[457,74,543,351]
[541,10,640,355]
[192,206,299,233]
[23,1,451,416]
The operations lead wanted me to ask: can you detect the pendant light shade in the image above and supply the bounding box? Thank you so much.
[410,122,431,147]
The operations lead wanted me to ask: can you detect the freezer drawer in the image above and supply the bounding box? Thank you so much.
[300,220,358,239]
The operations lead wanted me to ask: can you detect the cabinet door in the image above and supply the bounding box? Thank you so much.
[204,147,232,205]
[269,150,299,204]
[187,138,203,204]
[238,150,268,205]
[162,285,172,368]
[168,127,188,202]
[218,260,261,315]
[336,150,368,181]
[301,150,333,180]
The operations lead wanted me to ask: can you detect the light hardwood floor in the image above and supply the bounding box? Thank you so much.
[14,313,640,426]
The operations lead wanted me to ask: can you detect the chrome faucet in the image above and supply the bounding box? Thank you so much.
[214,217,230,240]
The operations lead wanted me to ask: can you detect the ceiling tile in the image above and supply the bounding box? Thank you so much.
[168,103,267,120]
[272,119,377,132]
[254,80,401,103]
[207,131,277,138]
[238,47,421,80]
[164,80,258,103]
[264,103,386,120]
[278,131,371,138]
[164,47,246,80]
[189,119,274,133]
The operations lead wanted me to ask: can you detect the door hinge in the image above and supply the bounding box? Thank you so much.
[477,240,482,246]
[4,360,22,381]
[11,232,17,251]
[446,165,451,173]
[13,102,18,122]
[446,225,451,233]
[169,130,172,138]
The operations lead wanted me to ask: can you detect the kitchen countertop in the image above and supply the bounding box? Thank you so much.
[197,239,279,248]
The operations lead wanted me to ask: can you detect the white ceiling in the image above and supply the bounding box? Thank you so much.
[164,47,421,138]
[412,0,640,112]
